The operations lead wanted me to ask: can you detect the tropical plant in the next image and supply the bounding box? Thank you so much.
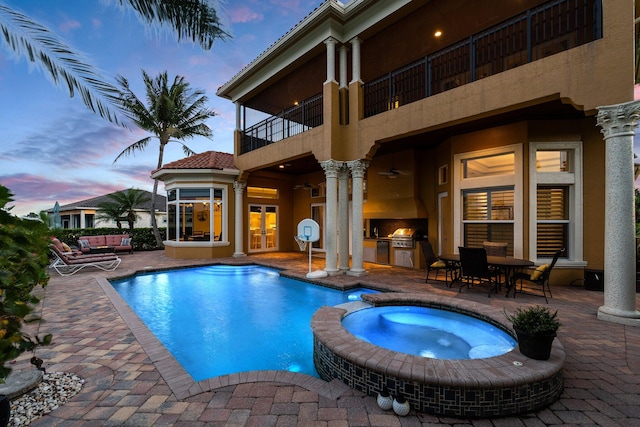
[504,305,561,336]
[100,189,151,231]
[0,184,52,381]
[0,1,229,125]
[112,70,215,247]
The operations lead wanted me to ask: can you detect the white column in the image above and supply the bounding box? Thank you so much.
[347,159,368,276]
[349,37,362,84]
[235,102,241,131]
[233,181,246,257]
[339,45,348,89]
[595,100,640,326]
[321,160,341,275]
[338,165,350,272]
[324,37,337,84]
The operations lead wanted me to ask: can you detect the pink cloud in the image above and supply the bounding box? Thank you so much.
[228,6,263,24]
[58,18,81,33]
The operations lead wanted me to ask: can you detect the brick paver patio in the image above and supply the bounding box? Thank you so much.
[12,250,640,426]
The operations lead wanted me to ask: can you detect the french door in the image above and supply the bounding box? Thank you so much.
[249,205,278,252]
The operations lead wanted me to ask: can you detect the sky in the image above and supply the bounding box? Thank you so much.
[0,0,321,216]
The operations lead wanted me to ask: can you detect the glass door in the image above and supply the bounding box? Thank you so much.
[249,205,278,252]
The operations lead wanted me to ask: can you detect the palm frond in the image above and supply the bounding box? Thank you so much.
[0,4,124,126]
[113,137,153,164]
[119,0,230,49]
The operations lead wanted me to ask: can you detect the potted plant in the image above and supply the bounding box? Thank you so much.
[504,305,561,360]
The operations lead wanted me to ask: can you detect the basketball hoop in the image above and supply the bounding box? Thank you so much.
[294,236,307,251]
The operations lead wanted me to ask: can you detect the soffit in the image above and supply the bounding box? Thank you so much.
[216,0,414,103]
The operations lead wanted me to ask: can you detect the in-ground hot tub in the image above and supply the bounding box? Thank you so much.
[311,293,565,418]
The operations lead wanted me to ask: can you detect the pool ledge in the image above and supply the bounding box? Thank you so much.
[311,292,565,418]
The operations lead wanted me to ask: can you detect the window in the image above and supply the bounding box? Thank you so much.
[454,145,523,257]
[529,143,583,263]
[166,187,227,243]
[247,187,278,199]
[438,165,448,185]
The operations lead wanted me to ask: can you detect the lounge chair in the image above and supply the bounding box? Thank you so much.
[49,244,121,276]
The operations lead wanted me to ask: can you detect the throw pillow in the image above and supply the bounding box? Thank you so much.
[78,239,90,249]
[530,263,550,281]
[121,238,131,246]
[430,260,446,268]
[61,242,72,252]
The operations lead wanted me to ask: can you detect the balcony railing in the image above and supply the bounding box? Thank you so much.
[241,94,323,154]
[363,0,602,118]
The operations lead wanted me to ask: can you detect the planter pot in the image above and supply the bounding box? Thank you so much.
[514,328,556,360]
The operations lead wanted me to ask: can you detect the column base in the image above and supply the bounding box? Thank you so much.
[347,269,368,277]
[597,305,640,327]
[232,252,247,258]
[324,268,342,276]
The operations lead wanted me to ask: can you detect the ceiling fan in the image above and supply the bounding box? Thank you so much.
[294,182,317,190]
[378,167,409,179]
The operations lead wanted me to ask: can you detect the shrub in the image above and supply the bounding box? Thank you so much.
[504,305,561,336]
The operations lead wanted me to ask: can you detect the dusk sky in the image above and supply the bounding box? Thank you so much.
[0,0,320,216]
[1,1,639,217]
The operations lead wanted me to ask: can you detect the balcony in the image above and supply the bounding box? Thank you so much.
[363,0,602,118]
[241,94,323,154]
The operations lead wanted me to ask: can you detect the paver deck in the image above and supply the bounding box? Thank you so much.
[13,250,640,426]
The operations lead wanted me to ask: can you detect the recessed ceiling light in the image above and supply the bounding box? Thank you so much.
[434,30,442,37]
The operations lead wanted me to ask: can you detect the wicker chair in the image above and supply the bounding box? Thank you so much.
[509,249,564,303]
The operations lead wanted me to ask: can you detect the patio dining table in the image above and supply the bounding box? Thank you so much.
[439,253,534,295]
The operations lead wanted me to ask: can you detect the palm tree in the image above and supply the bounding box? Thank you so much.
[0,1,228,125]
[113,70,215,247]
[96,201,127,230]
[104,189,152,231]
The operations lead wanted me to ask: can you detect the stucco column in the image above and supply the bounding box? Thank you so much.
[339,45,348,89]
[347,159,369,276]
[596,101,640,326]
[233,181,246,257]
[321,160,341,275]
[338,164,350,272]
[324,37,337,84]
[235,102,241,131]
[349,37,362,84]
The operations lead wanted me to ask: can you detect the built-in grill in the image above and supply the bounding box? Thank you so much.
[391,228,424,248]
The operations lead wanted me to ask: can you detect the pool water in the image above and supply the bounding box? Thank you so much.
[342,306,516,359]
[110,265,376,381]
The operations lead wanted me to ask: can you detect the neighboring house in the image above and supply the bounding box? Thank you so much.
[158,0,639,323]
[46,190,167,230]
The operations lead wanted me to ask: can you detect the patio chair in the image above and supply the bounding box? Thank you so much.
[483,241,508,256]
[458,246,500,297]
[419,240,452,285]
[49,244,121,276]
[509,248,564,303]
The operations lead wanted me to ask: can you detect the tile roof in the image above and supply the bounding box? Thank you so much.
[55,189,166,212]
[158,151,236,171]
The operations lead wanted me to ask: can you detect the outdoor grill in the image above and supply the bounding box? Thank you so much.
[391,228,424,248]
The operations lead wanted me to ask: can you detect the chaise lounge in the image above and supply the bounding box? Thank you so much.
[49,243,121,276]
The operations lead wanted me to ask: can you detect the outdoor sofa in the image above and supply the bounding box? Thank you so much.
[78,234,133,254]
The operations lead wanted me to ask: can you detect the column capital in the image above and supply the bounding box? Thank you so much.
[596,100,640,139]
[346,159,369,179]
[233,181,246,193]
[324,36,338,46]
[320,159,343,178]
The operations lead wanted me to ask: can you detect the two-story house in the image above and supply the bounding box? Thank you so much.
[157,0,639,325]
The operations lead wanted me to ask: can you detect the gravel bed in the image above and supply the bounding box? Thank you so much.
[8,372,84,426]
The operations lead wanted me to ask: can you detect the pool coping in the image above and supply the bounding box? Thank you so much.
[311,292,566,417]
[96,275,353,400]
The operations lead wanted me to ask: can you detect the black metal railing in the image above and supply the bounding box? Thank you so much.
[241,94,323,154]
[363,0,602,118]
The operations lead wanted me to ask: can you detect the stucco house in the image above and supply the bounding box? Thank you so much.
[47,189,167,230]
[154,0,639,325]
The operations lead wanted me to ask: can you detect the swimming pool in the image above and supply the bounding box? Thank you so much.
[109,264,376,381]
